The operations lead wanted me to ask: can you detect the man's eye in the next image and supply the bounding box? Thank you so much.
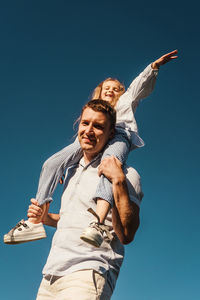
[95,125,103,129]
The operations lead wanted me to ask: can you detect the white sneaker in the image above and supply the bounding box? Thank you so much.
[4,220,46,244]
[80,222,113,248]
[80,222,104,247]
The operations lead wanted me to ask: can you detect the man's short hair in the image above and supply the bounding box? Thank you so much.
[81,99,116,130]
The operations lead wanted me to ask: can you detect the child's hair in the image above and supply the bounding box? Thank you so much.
[91,78,125,107]
[81,99,116,130]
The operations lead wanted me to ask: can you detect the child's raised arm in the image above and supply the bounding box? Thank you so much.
[116,50,178,126]
[151,50,178,69]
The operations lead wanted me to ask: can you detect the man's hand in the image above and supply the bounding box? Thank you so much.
[27,199,59,227]
[28,198,49,221]
[99,156,140,244]
[27,199,44,219]
[98,156,125,184]
[151,49,178,69]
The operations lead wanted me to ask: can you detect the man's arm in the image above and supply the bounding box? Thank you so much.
[98,156,140,244]
[43,212,60,228]
[27,199,60,228]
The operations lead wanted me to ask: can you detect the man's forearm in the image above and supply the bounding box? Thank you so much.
[42,213,60,228]
[112,177,140,244]
[98,156,140,244]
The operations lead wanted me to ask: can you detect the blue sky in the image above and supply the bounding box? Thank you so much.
[1,1,200,299]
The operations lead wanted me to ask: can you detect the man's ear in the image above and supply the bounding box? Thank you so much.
[109,129,115,140]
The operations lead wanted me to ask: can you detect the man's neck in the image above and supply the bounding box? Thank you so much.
[83,152,100,165]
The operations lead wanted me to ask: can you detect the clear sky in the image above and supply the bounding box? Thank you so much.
[1,1,200,299]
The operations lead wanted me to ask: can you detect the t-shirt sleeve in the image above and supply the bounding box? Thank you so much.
[125,166,144,207]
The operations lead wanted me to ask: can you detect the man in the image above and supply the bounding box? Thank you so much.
[28,99,143,300]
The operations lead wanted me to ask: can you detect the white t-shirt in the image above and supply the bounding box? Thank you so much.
[42,155,143,291]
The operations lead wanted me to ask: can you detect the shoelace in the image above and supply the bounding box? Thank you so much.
[87,208,113,241]
[8,220,28,237]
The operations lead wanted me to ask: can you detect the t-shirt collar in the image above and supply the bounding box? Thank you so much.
[79,153,102,169]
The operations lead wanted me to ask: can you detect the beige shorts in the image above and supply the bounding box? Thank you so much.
[36,269,112,300]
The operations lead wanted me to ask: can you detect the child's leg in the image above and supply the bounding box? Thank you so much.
[80,199,112,248]
[35,137,82,206]
[26,137,82,225]
[96,199,111,224]
[94,129,131,208]
[4,138,82,244]
[80,130,131,248]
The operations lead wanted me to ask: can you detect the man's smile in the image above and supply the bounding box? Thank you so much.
[81,135,96,145]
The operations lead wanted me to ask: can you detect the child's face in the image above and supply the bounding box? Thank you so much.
[101,80,121,106]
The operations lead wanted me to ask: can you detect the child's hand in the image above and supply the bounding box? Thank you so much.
[152,50,178,69]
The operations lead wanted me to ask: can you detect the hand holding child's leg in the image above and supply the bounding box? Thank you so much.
[28,199,48,224]
[80,130,131,248]
[4,139,82,245]
[94,129,131,204]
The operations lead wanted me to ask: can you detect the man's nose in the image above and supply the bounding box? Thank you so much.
[85,123,93,133]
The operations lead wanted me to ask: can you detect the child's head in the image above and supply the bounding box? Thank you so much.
[91,78,125,107]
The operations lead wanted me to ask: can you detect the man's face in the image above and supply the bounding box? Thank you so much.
[78,107,114,161]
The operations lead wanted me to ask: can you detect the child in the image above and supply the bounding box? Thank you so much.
[4,50,178,247]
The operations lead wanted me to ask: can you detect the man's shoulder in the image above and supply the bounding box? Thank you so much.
[124,165,143,205]
[124,165,141,183]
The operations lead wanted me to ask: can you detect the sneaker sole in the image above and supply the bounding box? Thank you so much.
[4,232,47,245]
[80,235,102,248]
